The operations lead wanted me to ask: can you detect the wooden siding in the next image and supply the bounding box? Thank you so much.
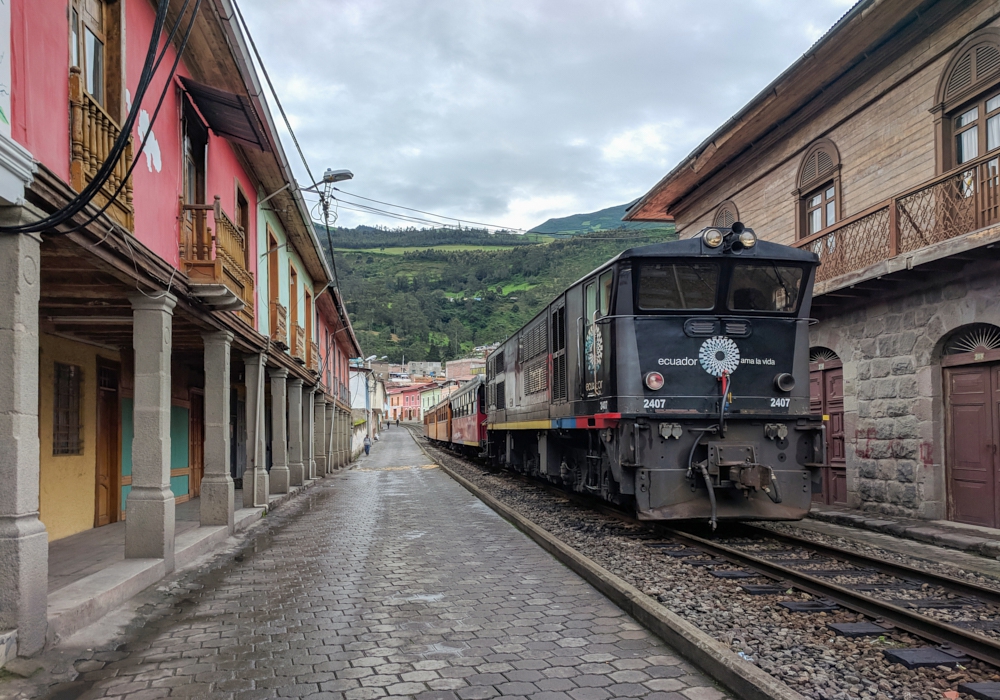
[673,3,1000,245]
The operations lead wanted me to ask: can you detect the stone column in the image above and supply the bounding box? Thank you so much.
[328,404,338,470]
[268,368,289,495]
[243,354,269,508]
[126,292,177,570]
[326,403,344,472]
[312,389,327,479]
[200,331,234,531]
[287,377,304,486]
[0,232,48,655]
[304,386,316,480]
[313,391,327,476]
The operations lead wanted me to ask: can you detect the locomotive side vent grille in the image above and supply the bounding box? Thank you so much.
[521,322,548,362]
[552,354,567,402]
[525,359,548,394]
[684,318,719,337]
[724,320,751,337]
[495,381,505,410]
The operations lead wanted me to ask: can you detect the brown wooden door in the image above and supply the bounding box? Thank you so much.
[190,391,205,498]
[95,361,121,527]
[810,359,846,505]
[946,364,1000,527]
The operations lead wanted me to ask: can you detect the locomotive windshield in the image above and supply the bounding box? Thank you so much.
[637,262,718,310]
[728,263,804,313]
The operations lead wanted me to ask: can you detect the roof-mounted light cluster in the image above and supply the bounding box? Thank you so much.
[699,221,757,253]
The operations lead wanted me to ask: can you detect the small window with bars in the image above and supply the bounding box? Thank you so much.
[53,363,83,455]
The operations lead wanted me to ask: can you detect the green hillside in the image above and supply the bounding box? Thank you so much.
[320,225,676,362]
[529,202,673,236]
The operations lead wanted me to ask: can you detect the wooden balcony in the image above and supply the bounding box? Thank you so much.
[179,195,255,325]
[309,341,320,373]
[795,151,1000,285]
[69,67,134,230]
[292,324,306,363]
[270,301,288,348]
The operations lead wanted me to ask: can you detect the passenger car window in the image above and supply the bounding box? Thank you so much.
[599,270,613,316]
[729,264,803,312]
[637,263,718,310]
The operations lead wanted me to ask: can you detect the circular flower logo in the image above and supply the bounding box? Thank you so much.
[699,336,740,377]
[585,324,604,372]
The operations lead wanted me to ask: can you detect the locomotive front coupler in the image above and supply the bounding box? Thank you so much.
[704,443,783,504]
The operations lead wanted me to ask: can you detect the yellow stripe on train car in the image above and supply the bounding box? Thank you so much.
[487,420,552,431]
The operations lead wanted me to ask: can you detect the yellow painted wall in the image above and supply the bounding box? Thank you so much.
[38,334,120,542]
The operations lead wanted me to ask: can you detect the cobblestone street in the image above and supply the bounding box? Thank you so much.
[23,428,731,700]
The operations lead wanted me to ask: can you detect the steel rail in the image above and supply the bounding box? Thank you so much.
[419,435,1000,667]
[665,528,1000,668]
[741,524,1000,606]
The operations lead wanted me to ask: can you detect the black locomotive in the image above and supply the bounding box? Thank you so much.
[484,223,826,526]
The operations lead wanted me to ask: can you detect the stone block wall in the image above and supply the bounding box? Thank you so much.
[810,259,1000,520]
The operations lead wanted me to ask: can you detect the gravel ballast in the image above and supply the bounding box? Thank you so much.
[421,438,1000,700]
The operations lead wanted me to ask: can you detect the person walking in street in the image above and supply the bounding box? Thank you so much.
[363,435,372,456]
[396,418,399,427]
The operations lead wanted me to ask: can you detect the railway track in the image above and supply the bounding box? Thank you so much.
[419,433,1000,697]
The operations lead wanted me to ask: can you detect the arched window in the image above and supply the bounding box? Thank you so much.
[712,201,739,228]
[794,139,841,239]
[934,29,1000,172]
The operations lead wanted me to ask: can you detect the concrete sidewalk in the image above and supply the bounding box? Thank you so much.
[810,503,1000,559]
[41,481,321,654]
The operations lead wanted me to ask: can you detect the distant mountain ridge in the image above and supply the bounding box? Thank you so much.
[529,202,670,235]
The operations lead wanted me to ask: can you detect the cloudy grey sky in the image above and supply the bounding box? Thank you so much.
[238,0,856,231]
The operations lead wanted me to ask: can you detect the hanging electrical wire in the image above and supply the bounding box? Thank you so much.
[0,0,172,235]
[332,188,527,233]
[231,0,315,185]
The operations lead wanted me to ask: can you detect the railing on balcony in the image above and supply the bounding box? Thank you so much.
[796,151,1000,284]
[179,195,255,325]
[69,67,134,230]
[270,302,288,348]
[291,324,306,363]
[309,341,320,372]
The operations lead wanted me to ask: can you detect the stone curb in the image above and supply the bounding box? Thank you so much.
[428,454,807,700]
[809,510,1000,559]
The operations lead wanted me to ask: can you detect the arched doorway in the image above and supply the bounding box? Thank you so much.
[810,347,846,505]
[943,324,1000,527]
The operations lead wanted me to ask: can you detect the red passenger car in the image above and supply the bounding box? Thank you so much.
[423,377,485,456]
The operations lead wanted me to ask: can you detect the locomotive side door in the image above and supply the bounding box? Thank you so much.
[581,270,613,399]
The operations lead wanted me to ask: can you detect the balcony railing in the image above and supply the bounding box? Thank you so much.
[270,302,288,348]
[292,324,306,363]
[179,195,255,325]
[69,67,134,230]
[796,151,1000,284]
[309,341,320,372]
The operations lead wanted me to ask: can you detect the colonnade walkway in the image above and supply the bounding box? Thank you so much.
[40,428,729,700]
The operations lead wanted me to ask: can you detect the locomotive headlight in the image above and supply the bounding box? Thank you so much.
[738,230,757,248]
[704,228,725,248]
[644,371,665,391]
[774,373,796,392]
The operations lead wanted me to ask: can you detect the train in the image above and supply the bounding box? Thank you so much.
[424,223,827,526]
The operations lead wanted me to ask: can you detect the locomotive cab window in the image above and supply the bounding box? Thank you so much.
[585,281,598,320]
[728,264,804,313]
[599,270,613,316]
[637,262,718,310]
